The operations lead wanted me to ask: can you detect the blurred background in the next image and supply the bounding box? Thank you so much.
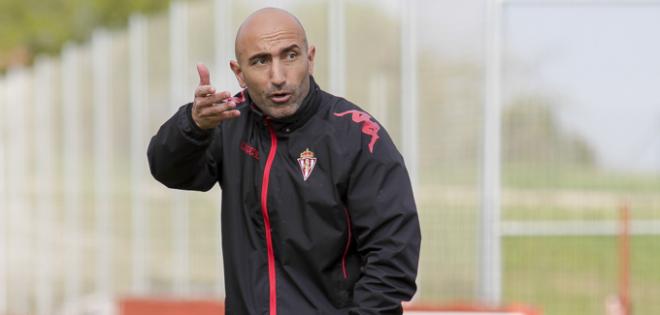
[0,0,659,314]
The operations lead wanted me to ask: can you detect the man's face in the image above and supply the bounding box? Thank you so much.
[231,14,316,119]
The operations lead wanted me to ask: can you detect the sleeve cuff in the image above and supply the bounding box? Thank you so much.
[178,102,213,142]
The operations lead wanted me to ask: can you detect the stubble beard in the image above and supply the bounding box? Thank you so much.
[254,75,310,119]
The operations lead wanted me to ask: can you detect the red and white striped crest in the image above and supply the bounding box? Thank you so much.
[297,148,317,181]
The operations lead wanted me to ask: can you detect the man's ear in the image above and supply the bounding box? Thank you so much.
[307,45,316,75]
[230,60,246,88]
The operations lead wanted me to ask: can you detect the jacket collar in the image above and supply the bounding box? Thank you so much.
[249,76,320,133]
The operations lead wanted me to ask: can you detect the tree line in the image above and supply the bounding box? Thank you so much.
[0,0,172,71]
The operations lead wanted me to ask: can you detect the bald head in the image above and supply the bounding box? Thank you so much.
[229,8,316,119]
[234,7,308,61]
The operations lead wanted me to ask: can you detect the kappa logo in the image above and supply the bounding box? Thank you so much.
[297,148,317,181]
[334,110,380,153]
[240,141,259,160]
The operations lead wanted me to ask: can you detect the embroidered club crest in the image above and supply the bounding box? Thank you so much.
[297,148,317,181]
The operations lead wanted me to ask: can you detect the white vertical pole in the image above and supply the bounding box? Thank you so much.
[213,0,232,297]
[92,30,113,297]
[170,1,191,295]
[400,0,419,191]
[328,0,346,96]
[214,0,237,91]
[34,58,55,315]
[6,68,30,315]
[129,14,149,295]
[369,74,388,127]
[62,43,82,306]
[0,75,7,315]
[481,0,503,305]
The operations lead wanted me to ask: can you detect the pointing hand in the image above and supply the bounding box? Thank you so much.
[191,63,241,129]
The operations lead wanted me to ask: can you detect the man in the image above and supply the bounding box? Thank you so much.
[148,7,420,315]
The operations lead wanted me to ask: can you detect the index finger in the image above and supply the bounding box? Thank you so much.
[195,85,216,97]
[197,63,211,86]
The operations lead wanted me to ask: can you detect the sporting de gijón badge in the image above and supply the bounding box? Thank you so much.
[297,148,317,181]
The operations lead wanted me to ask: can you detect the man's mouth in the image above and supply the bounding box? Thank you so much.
[269,92,291,104]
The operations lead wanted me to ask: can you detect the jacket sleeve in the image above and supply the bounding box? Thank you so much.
[346,135,421,315]
[147,103,221,191]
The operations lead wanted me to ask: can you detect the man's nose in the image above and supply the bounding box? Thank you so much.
[270,61,286,88]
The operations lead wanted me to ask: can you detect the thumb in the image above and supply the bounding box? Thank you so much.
[197,63,211,85]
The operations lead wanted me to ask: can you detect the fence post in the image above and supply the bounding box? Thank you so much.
[170,0,191,295]
[328,0,346,96]
[369,74,388,127]
[214,0,236,91]
[619,204,631,315]
[400,0,419,192]
[6,68,31,315]
[61,44,82,303]
[0,74,7,315]
[92,29,113,297]
[62,43,83,306]
[34,57,56,315]
[213,0,234,297]
[129,14,150,295]
[480,0,503,305]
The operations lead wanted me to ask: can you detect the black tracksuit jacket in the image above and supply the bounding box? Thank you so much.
[147,77,421,315]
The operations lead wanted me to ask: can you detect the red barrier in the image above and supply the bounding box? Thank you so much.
[405,303,541,315]
[119,298,540,315]
[119,298,224,315]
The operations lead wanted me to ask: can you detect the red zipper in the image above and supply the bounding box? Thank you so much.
[261,121,278,315]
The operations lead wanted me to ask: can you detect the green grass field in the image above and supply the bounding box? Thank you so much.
[504,235,660,315]
[500,167,660,313]
[416,208,660,314]
[415,165,659,314]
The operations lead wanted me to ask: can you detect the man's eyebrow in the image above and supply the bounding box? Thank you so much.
[246,44,302,63]
[247,52,270,62]
[279,44,301,53]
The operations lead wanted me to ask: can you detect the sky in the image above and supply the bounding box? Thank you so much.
[504,4,660,173]
[414,1,660,173]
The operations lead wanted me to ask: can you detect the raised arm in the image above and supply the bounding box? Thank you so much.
[147,64,241,191]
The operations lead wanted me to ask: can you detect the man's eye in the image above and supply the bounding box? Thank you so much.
[286,52,297,60]
[252,57,267,65]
